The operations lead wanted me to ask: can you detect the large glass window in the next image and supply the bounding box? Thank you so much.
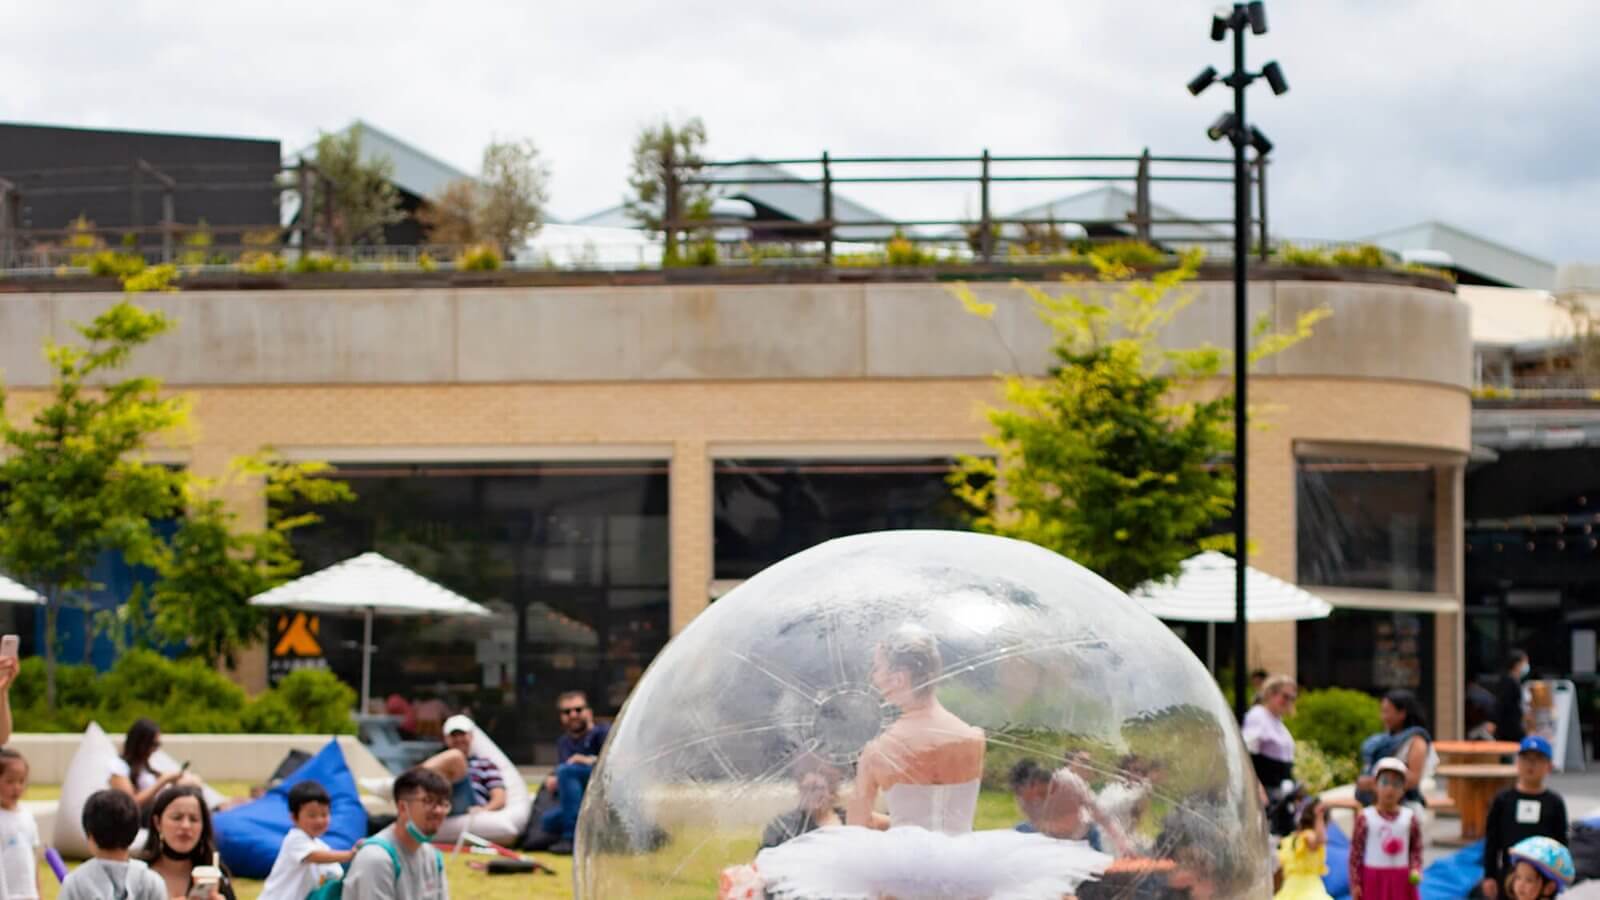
[714,458,972,580]
[281,461,669,763]
[1297,610,1436,724]
[1297,457,1437,592]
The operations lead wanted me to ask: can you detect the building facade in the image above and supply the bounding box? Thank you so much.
[0,268,1471,760]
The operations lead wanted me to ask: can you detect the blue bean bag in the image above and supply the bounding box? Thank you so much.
[1323,819,1351,899]
[1420,840,1483,900]
[213,740,366,879]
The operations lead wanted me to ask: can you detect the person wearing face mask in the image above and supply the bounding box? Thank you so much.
[142,785,236,900]
[1494,651,1532,745]
[342,768,449,900]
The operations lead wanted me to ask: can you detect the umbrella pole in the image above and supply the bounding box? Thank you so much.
[361,607,373,715]
[1207,622,1216,674]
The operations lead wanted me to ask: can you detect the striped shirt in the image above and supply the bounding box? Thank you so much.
[467,754,505,805]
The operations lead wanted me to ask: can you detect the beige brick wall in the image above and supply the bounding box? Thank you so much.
[7,374,1470,720]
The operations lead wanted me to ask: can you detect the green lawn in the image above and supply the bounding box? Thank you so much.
[29,788,1026,898]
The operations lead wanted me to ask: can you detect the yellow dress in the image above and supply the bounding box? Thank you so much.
[1275,831,1334,900]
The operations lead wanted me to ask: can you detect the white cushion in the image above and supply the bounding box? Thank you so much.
[53,722,119,858]
[431,731,528,846]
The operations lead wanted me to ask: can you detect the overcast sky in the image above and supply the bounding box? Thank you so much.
[2,1,1593,264]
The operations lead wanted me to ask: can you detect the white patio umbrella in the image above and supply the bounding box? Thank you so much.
[1131,551,1333,671]
[249,552,491,713]
[0,572,42,605]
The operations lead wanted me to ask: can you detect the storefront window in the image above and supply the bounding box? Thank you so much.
[714,458,973,580]
[1297,458,1437,592]
[1298,610,1435,724]
[281,461,669,763]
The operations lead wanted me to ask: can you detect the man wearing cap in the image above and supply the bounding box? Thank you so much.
[419,714,507,818]
[1478,735,1568,899]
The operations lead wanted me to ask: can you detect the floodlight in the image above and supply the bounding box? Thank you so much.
[1262,61,1289,95]
[1188,66,1219,96]
[1247,1,1268,35]
[1248,127,1273,155]
[1206,111,1240,142]
[1211,6,1231,41]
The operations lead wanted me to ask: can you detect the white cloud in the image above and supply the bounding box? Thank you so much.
[0,0,1592,261]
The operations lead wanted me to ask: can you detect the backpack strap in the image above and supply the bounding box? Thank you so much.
[366,836,404,880]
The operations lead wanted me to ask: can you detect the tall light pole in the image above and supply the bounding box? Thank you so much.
[1188,1,1287,720]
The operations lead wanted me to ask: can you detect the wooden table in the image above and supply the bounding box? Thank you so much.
[1434,763,1517,845]
[1434,740,1520,765]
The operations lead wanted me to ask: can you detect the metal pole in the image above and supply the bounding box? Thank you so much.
[1231,4,1251,722]
[1256,155,1270,260]
[979,149,993,263]
[821,150,834,266]
[361,607,374,715]
[1135,148,1152,245]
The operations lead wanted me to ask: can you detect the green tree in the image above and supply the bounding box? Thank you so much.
[418,178,482,247]
[149,455,353,669]
[624,117,711,262]
[0,302,187,707]
[309,128,404,246]
[947,251,1328,591]
[478,138,550,255]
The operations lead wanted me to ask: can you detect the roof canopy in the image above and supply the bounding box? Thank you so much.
[250,551,489,618]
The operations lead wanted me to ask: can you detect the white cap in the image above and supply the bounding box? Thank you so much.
[443,714,475,736]
[1373,757,1408,779]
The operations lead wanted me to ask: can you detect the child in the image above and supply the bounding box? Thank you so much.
[58,789,166,900]
[1349,757,1422,900]
[1276,796,1333,900]
[259,781,359,900]
[1503,836,1574,899]
[0,748,40,900]
[1482,736,1569,899]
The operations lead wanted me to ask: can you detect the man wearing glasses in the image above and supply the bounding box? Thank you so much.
[343,768,450,899]
[527,691,610,854]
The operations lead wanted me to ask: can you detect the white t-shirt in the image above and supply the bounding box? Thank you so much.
[260,827,345,900]
[0,807,39,900]
[106,758,159,793]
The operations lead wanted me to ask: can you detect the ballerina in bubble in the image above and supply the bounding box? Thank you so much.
[751,625,1111,899]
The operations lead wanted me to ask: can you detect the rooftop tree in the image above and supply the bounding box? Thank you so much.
[625,117,712,263]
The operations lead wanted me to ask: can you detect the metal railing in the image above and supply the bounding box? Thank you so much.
[658,149,1270,264]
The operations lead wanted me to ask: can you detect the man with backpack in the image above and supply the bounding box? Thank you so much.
[340,768,450,899]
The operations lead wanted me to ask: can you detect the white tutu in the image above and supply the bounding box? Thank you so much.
[754,824,1111,899]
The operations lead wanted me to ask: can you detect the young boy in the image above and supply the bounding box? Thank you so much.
[259,780,358,900]
[1480,736,1569,900]
[58,789,166,900]
[0,748,41,900]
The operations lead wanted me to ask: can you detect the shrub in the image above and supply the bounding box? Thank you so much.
[241,251,285,273]
[121,264,179,294]
[416,252,438,272]
[1275,244,1334,267]
[178,221,215,267]
[293,252,352,273]
[1091,240,1167,268]
[456,243,503,271]
[886,231,936,266]
[1294,739,1360,794]
[1329,244,1389,268]
[1284,686,1381,763]
[256,668,356,734]
[88,251,147,279]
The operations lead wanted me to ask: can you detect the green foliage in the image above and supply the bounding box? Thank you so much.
[122,264,179,293]
[309,128,404,245]
[178,221,214,267]
[456,243,503,271]
[1091,240,1167,267]
[417,252,438,272]
[1403,263,1456,283]
[292,252,352,274]
[11,653,355,734]
[1275,244,1334,267]
[625,117,710,262]
[1284,687,1381,763]
[1277,243,1394,270]
[886,231,937,266]
[151,456,353,668]
[1329,244,1389,268]
[88,250,147,279]
[242,252,286,273]
[1293,739,1361,794]
[665,238,720,268]
[0,300,188,707]
[948,250,1329,591]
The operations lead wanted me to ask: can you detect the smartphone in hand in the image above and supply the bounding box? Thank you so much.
[0,635,18,659]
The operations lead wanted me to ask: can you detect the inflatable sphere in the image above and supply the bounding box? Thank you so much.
[575,531,1271,899]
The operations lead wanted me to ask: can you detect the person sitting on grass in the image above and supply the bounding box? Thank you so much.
[259,781,360,900]
[526,690,609,854]
[58,790,166,900]
[417,715,506,820]
[0,748,41,900]
[1478,737,1569,899]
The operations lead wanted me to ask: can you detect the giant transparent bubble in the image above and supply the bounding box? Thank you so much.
[576,531,1270,899]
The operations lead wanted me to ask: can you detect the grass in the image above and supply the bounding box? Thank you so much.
[26,788,1032,898]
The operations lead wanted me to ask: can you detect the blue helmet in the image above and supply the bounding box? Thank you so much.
[1508,836,1576,891]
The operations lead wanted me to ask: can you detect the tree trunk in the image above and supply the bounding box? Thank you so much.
[79,590,95,665]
